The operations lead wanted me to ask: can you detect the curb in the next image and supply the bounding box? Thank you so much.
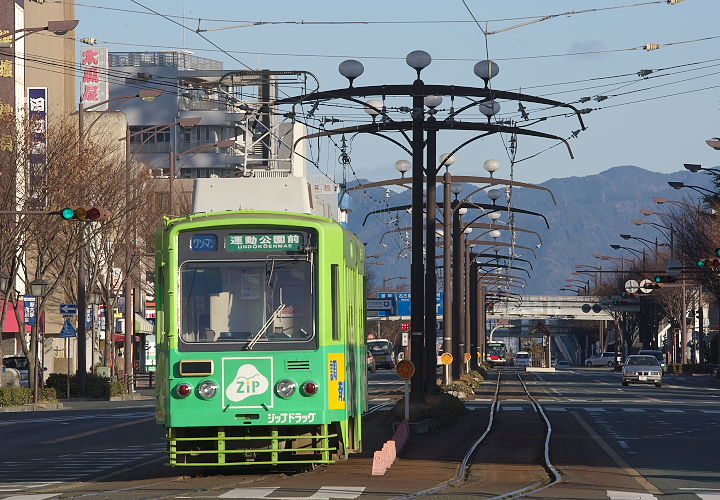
[0,402,63,412]
[371,421,409,476]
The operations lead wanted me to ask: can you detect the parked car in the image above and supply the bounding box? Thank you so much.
[514,351,531,367]
[585,352,617,367]
[555,360,571,369]
[2,356,29,387]
[638,349,666,372]
[367,351,377,374]
[622,355,662,387]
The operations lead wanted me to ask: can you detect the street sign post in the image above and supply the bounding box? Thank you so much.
[639,279,654,294]
[59,318,77,338]
[59,304,78,316]
[624,280,639,294]
[395,360,415,422]
[440,352,453,385]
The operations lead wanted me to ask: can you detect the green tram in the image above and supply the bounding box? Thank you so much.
[154,211,367,466]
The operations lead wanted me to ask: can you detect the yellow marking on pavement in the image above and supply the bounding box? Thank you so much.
[40,416,154,444]
[570,411,662,495]
[642,396,662,402]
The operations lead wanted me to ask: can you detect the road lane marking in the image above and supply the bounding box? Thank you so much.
[606,491,658,499]
[659,409,684,413]
[622,408,646,413]
[570,411,662,496]
[0,495,59,500]
[218,487,366,499]
[39,417,154,444]
[501,406,524,411]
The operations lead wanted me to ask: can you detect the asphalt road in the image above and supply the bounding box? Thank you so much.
[0,367,718,499]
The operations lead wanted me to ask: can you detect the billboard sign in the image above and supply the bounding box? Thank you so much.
[81,47,108,110]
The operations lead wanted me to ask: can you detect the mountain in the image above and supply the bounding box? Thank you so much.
[346,166,713,295]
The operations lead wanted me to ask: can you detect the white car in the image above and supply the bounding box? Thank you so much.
[514,351,531,367]
[585,352,617,367]
[622,355,662,387]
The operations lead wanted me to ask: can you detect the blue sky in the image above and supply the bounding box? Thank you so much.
[76,0,720,185]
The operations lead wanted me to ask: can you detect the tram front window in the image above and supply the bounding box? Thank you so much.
[180,260,314,347]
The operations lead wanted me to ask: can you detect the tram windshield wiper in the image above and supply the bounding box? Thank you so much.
[245,303,285,350]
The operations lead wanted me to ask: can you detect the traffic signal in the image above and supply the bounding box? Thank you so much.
[654,275,677,283]
[696,258,720,268]
[59,206,111,222]
[401,323,410,331]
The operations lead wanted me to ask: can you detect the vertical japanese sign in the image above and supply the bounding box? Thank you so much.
[0,0,18,155]
[327,352,346,410]
[23,296,36,326]
[27,87,47,198]
[81,47,108,110]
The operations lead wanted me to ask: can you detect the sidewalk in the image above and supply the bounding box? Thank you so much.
[0,387,156,413]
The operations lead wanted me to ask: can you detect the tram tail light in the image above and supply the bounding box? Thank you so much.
[176,383,193,398]
[301,381,319,396]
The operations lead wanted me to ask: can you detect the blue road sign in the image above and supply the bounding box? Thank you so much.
[59,318,77,338]
[378,292,444,316]
[59,304,78,315]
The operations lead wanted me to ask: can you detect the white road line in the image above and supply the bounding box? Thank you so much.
[623,408,646,413]
[618,441,629,449]
[218,487,366,499]
[0,495,59,500]
[659,409,684,413]
[700,410,720,414]
[584,408,606,412]
[545,407,567,412]
[501,406,524,411]
[606,490,658,499]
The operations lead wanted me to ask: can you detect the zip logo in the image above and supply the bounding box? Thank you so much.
[226,364,270,402]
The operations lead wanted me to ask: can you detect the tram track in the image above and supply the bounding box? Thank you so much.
[397,368,560,499]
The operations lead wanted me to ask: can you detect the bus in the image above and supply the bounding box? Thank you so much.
[155,210,367,467]
[486,340,508,366]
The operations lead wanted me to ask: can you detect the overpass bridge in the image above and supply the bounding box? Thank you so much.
[487,295,619,321]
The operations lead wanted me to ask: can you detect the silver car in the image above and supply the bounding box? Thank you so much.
[622,355,662,387]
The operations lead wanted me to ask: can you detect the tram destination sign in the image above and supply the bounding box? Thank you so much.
[226,233,303,252]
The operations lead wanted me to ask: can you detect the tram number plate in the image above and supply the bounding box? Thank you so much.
[638,376,647,381]
[267,412,317,424]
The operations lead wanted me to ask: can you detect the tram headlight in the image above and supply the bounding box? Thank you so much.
[275,379,297,398]
[301,381,319,396]
[175,383,193,398]
[197,380,218,399]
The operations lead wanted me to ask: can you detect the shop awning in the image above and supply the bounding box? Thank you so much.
[134,313,155,334]
[1,301,30,334]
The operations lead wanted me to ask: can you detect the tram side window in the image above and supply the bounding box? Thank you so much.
[331,264,339,341]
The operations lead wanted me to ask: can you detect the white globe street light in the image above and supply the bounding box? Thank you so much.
[364,99,384,122]
[424,95,443,109]
[451,183,464,197]
[464,227,473,235]
[439,153,455,169]
[479,100,501,119]
[406,50,431,77]
[483,159,500,177]
[474,60,500,87]
[487,210,502,221]
[458,207,468,216]
[487,188,501,203]
[338,59,364,87]
[489,229,502,239]
[395,159,411,177]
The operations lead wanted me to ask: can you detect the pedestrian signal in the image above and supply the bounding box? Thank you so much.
[58,206,111,222]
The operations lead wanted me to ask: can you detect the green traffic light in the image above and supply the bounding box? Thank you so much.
[654,276,662,283]
[61,208,75,220]
[697,259,706,268]
[716,248,720,257]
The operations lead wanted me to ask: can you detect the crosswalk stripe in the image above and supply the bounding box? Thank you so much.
[218,487,365,499]
[606,490,658,499]
[622,408,646,413]
[659,409,684,413]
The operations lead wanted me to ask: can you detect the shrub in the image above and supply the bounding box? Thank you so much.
[46,372,127,399]
[390,392,466,427]
[0,387,32,406]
